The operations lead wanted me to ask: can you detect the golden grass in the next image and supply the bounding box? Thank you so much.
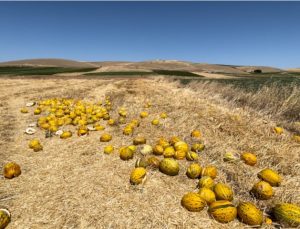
[0,76,299,228]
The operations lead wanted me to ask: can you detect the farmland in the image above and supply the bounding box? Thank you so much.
[0,73,299,228]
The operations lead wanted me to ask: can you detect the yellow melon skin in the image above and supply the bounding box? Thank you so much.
[209,200,237,223]
[157,138,170,149]
[153,144,164,156]
[251,181,273,200]
[60,131,72,139]
[214,183,234,201]
[169,136,181,146]
[237,202,263,226]
[181,192,206,212]
[186,151,199,161]
[163,146,175,158]
[198,188,216,204]
[104,145,114,155]
[3,162,21,179]
[159,158,179,176]
[174,141,189,153]
[274,126,284,134]
[241,152,257,166]
[273,203,300,227]
[191,143,205,152]
[191,130,201,138]
[119,147,134,160]
[130,167,147,185]
[258,168,282,186]
[133,137,146,145]
[28,139,43,152]
[100,133,112,142]
[0,209,11,229]
[201,166,217,179]
[174,150,186,160]
[198,176,215,189]
[186,163,202,179]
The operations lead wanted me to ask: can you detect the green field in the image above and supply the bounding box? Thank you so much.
[0,66,98,76]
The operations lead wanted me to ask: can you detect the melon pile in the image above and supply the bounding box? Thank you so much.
[1,96,300,228]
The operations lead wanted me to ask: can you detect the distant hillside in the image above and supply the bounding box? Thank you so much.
[0,58,284,74]
[0,58,98,68]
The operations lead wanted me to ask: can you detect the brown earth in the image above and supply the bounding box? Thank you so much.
[0,76,299,228]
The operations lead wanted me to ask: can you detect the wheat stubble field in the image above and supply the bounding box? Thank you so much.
[0,75,299,228]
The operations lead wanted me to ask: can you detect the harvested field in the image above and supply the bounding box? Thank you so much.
[0,76,299,228]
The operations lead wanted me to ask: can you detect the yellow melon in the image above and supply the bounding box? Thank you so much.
[133,136,146,145]
[28,139,43,152]
[140,111,149,118]
[34,108,42,115]
[169,136,181,146]
[274,126,284,135]
[160,112,167,119]
[20,108,29,113]
[128,145,137,153]
[258,168,282,186]
[237,202,263,226]
[241,152,257,166]
[163,146,175,158]
[265,217,272,225]
[198,188,216,204]
[201,165,217,179]
[273,203,300,227]
[191,130,201,138]
[107,119,115,126]
[159,158,179,176]
[174,150,186,160]
[251,181,273,200]
[153,144,164,156]
[181,192,206,212]
[3,162,21,179]
[151,119,160,125]
[191,143,205,152]
[214,183,234,201]
[209,200,237,223]
[130,167,147,185]
[100,133,112,142]
[60,131,72,139]
[123,126,133,135]
[0,209,11,229]
[119,147,134,160]
[174,141,189,152]
[104,145,114,154]
[198,176,215,189]
[186,151,199,161]
[223,152,239,162]
[186,163,202,179]
[157,137,170,149]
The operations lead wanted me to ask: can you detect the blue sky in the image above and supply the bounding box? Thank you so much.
[0,2,299,68]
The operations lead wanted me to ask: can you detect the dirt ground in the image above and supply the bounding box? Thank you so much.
[0,76,299,228]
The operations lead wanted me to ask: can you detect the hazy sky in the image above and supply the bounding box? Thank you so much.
[0,2,299,68]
